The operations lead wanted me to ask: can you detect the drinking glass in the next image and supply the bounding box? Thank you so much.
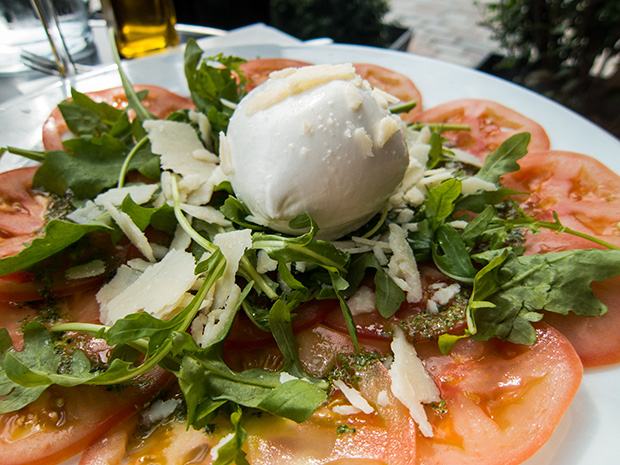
[0,0,93,74]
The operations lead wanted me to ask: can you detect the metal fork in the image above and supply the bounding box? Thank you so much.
[20,49,93,76]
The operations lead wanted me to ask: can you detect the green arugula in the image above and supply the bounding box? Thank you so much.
[184,41,247,140]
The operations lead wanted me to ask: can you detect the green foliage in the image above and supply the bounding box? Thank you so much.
[271,0,399,48]
[480,0,620,137]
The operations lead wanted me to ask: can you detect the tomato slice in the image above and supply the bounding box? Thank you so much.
[79,412,227,465]
[0,289,102,350]
[0,167,48,257]
[502,150,620,251]
[501,150,620,366]
[353,62,423,117]
[42,85,195,151]
[239,58,312,91]
[406,99,550,159]
[0,368,169,465]
[244,328,416,465]
[415,323,582,465]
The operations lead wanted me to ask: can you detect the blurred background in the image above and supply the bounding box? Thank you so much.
[167,0,619,139]
[5,0,618,138]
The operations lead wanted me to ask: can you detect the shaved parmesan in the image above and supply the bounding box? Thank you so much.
[431,283,461,306]
[389,327,441,437]
[192,229,253,347]
[180,202,231,226]
[347,285,376,316]
[94,184,159,206]
[145,120,218,178]
[333,405,363,416]
[97,249,197,324]
[387,223,422,303]
[104,202,155,262]
[333,379,374,414]
[461,176,498,195]
[65,260,106,281]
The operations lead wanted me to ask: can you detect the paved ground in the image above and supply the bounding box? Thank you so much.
[386,0,499,68]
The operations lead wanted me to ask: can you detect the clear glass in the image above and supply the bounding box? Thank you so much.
[0,0,93,74]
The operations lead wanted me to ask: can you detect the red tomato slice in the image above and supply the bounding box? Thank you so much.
[501,150,620,251]
[239,58,312,91]
[406,99,550,159]
[501,150,620,366]
[0,368,169,465]
[0,289,102,350]
[42,85,195,151]
[0,167,48,257]
[80,413,226,465]
[415,323,582,465]
[353,62,424,117]
[245,329,416,465]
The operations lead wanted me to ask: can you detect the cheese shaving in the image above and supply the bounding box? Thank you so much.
[389,327,441,437]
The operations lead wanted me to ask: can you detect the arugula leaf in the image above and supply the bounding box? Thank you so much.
[424,178,462,231]
[476,132,530,184]
[0,220,110,276]
[252,216,349,275]
[432,223,477,283]
[184,41,247,138]
[269,300,307,377]
[470,248,620,344]
[33,134,158,199]
[178,347,327,424]
[347,253,405,318]
[213,408,250,465]
[58,88,131,140]
[120,194,176,234]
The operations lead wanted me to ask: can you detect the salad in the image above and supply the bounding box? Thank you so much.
[0,38,619,465]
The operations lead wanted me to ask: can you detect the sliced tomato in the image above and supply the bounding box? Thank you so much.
[501,150,620,366]
[0,289,102,350]
[501,150,620,251]
[406,99,550,159]
[0,368,169,465]
[353,62,423,117]
[239,58,312,91]
[0,166,48,258]
[79,412,227,465]
[244,328,416,465]
[42,85,195,151]
[415,323,582,465]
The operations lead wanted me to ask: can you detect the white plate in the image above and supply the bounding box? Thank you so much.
[1,41,619,465]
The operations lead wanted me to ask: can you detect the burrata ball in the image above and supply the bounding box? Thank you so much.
[220,63,409,240]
